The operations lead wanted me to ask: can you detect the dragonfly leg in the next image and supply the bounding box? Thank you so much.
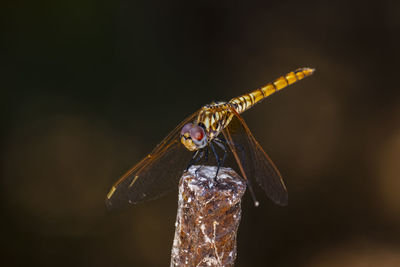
[213,139,228,167]
[186,150,204,172]
[213,136,226,145]
[210,142,221,181]
[195,147,208,174]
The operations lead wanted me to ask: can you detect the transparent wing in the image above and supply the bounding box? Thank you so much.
[222,107,288,205]
[106,111,199,210]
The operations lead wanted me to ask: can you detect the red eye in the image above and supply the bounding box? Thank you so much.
[190,126,205,141]
[180,123,193,136]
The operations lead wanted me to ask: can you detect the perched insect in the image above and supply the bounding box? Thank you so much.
[106,68,314,209]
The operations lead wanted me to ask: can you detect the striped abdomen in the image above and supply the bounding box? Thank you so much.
[229,67,315,114]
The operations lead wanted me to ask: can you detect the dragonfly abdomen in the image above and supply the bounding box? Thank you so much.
[229,67,314,114]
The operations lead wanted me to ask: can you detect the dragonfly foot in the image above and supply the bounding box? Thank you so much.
[213,167,220,183]
[195,165,203,175]
[213,175,218,183]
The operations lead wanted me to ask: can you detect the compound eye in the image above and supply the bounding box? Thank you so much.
[180,123,193,136]
[190,125,205,142]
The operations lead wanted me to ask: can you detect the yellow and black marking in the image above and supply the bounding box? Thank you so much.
[194,68,314,146]
[229,67,314,114]
[195,102,235,141]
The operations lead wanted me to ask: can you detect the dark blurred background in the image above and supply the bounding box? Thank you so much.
[2,0,400,266]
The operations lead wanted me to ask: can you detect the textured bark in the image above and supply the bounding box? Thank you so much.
[170,166,246,267]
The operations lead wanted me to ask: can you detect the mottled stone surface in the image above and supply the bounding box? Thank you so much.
[170,166,246,267]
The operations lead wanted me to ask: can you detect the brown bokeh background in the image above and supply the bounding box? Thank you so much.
[2,1,400,266]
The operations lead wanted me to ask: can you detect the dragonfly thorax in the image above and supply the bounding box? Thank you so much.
[180,102,235,151]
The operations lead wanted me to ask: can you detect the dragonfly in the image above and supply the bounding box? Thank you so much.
[106,68,314,209]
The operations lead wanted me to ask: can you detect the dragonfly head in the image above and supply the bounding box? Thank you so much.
[180,123,207,151]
